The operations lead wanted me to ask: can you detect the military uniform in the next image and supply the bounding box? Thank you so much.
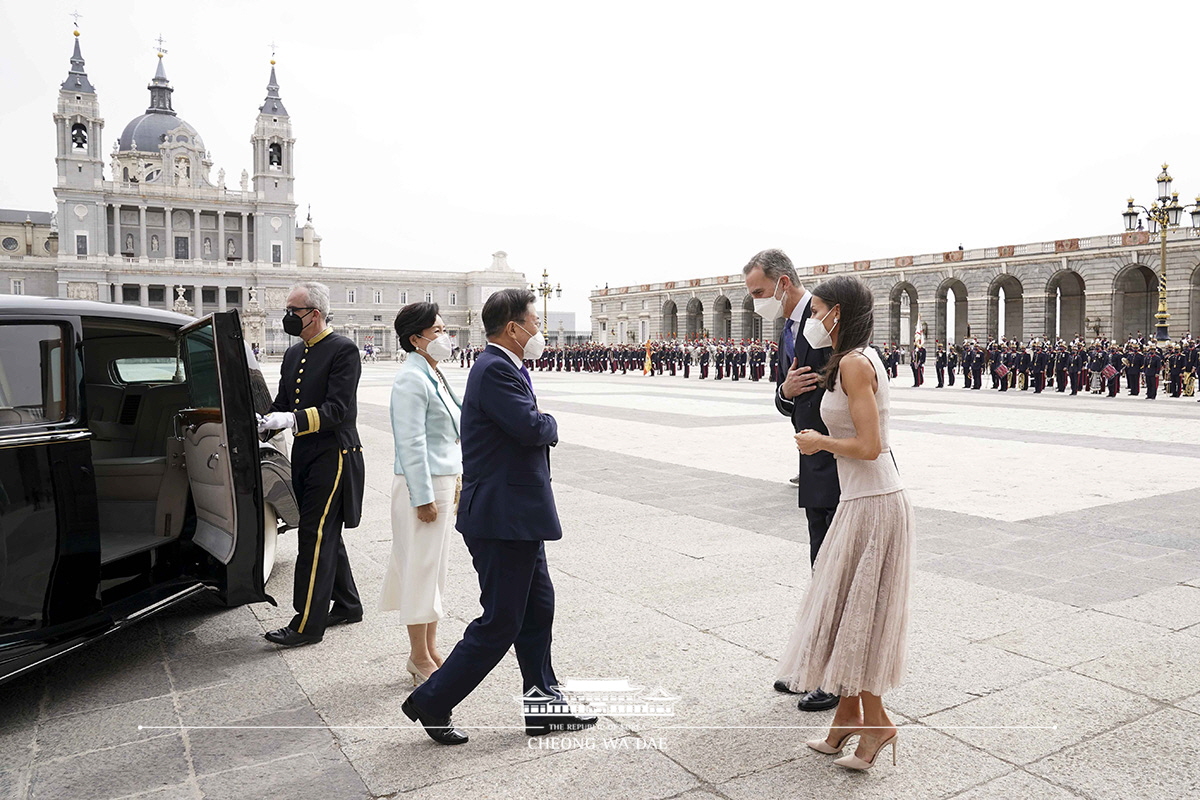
[269,327,365,637]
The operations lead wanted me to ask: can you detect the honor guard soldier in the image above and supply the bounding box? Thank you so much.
[935,345,946,387]
[1143,344,1162,399]
[1068,344,1086,395]
[1033,342,1049,393]
[257,281,365,646]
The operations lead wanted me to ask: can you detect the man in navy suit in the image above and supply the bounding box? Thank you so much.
[402,288,596,745]
[743,249,840,713]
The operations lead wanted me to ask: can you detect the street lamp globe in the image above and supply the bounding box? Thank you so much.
[1123,198,1139,232]
[1157,163,1173,202]
[1168,192,1184,227]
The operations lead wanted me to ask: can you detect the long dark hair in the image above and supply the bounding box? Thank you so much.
[812,275,875,390]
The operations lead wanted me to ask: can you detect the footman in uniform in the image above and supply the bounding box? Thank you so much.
[257,281,365,647]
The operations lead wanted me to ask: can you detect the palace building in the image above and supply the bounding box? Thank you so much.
[592,231,1200,348]
[0,31,527,353]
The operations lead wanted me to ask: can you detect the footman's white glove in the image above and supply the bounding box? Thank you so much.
[257,411,296,433]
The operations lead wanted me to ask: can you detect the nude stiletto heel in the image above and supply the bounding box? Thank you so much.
[833,733,897,770]
[805,727,863,754]
[406,657,430,686]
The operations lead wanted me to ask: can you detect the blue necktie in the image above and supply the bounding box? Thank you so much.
[783,319,796,367]
[519,364,534,393]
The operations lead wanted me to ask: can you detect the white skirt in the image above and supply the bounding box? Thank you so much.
[378,473,458,624]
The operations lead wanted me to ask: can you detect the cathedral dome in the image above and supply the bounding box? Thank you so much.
[117,55,204,153]
[117,113,203,152]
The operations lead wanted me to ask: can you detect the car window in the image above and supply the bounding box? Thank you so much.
[182,322,221,408]
[0,323,68,427]
[112,357,184,384]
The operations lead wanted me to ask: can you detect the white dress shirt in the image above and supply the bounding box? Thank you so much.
[487,341,525,368]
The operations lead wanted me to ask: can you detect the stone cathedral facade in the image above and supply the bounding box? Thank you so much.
[0,31,527,353]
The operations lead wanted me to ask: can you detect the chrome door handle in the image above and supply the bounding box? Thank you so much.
[207,452,220,468]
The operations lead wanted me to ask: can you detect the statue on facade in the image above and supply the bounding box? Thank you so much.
[124,233,134,253]
[217,168,225,189]
[240,170,249,191]
[151,234,160,252]
[203,237,212,256]
[226,238,236,258]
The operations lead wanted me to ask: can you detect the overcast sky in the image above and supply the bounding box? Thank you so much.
[4,1,1199,323]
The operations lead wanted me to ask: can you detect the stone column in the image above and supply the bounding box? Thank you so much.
[966,296,989,341]
[165,206,174,260]
[97,201,107,257]
[139,283,149,307]
[193,209,201,263]
[217,211,225,264]
[110,203,119,256]
[241,212,248,262]
[138,206,148,261]
[218,284,227,312]
[194,285,203,317]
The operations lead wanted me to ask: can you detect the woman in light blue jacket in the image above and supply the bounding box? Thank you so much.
[379,303,462,685]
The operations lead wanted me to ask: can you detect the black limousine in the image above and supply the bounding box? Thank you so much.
[0,296,298,685]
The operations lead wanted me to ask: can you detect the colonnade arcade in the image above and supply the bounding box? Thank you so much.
[596,257,1200,346]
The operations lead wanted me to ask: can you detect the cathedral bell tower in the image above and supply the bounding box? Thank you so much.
[251,59,295,264]
[53,29,106,259]
[55,30,104,189]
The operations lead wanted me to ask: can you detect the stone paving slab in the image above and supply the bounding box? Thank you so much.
[3,365,1199,799]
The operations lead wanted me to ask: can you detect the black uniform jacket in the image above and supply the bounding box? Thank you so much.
[270,328,365,528]
[774,303,840,509]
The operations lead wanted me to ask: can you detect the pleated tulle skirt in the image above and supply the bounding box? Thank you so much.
[777,488,914,697]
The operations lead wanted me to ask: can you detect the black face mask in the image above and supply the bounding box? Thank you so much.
[282,308,315,337]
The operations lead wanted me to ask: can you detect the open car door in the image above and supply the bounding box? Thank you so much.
[177,310,273,607]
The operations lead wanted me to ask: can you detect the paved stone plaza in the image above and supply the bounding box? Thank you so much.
[3,363,1199,799]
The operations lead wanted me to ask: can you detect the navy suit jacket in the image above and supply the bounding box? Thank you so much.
[456,346,562,541]
[773,302,841,510]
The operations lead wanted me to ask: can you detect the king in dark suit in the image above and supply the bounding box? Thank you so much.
[743,249,841,713]
[402,288,596,745]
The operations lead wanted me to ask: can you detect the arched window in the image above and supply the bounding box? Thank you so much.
[71,123,88,151]
[268,143,282,167]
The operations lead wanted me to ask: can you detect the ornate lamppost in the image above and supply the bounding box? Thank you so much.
[531,268,562,342]
[1122,163,1200,343]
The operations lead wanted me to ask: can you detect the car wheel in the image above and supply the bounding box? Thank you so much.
[263,502,279,584]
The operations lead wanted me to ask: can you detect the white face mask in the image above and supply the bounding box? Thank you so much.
[417,332,453,362]
[516,324,546,360]
[803,308,837,349]
[753,277,785,320]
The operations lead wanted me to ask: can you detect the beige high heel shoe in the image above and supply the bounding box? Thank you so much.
[833,732,898,770]
[406,658,431,687]
[805,726,863,754]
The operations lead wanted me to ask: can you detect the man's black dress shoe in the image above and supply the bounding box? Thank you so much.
[326,610,363,626]
[402,697,469,745]
[263,626,322,647]
[773,679,800,694]
[525,713,598,736]
[797,688,840,711]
